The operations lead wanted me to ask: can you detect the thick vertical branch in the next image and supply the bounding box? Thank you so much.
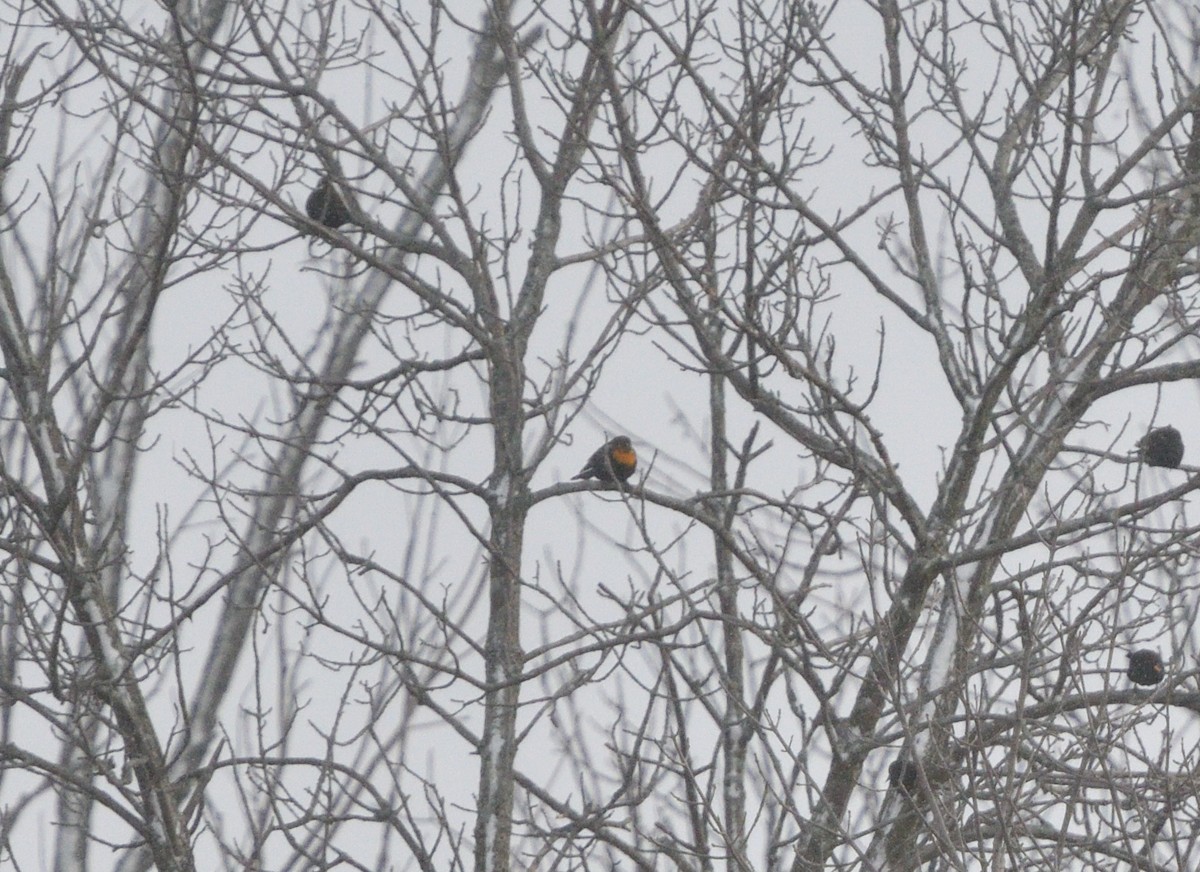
[472,5,617,869]
[703,208,748,871]
[474,348,528,872]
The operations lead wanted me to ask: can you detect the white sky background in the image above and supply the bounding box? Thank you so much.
[5,0,1200,869]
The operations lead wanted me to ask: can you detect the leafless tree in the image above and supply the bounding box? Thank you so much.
[4,1,1200,872]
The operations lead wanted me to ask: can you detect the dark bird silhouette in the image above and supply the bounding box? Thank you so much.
[572,436,637,483]
[1137,426,1183,469]
[305,177,353,229]
[1127,650,1164,686]
[888,759,918,792]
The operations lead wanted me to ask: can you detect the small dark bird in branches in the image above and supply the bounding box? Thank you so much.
[1127,650,1164,687]
[1137,426,1183,469]
[888,759,919,792]
[305,176,354,229]
[572,436,637,483]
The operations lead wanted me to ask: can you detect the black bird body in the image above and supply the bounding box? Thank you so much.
[1127,650,1163,686]
[1138,426,1183,468]
[305,177,353,229]
[573,436,637,483]
[888,759,918,792]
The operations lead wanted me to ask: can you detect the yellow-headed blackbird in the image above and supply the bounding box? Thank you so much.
[888,759,918,792]
[305,177,353,229]
[573,435,637,483]
[1127,650,1164,686]
[1138,426,1183,469]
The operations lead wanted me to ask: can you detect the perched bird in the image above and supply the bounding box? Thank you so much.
[305,176,354,229]
[1137,426,1183,469]
[888,759,919,792]
[572,436,637,484]
[1127,650,1164,686]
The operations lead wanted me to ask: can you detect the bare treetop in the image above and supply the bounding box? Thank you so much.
[2,2,1200,872]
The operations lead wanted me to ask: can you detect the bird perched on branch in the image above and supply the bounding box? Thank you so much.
[572,436,637,484]
[305,176,354,229]
[1127,650,1164,686]
[1137,425,1183,468]
[888,759,918,792]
